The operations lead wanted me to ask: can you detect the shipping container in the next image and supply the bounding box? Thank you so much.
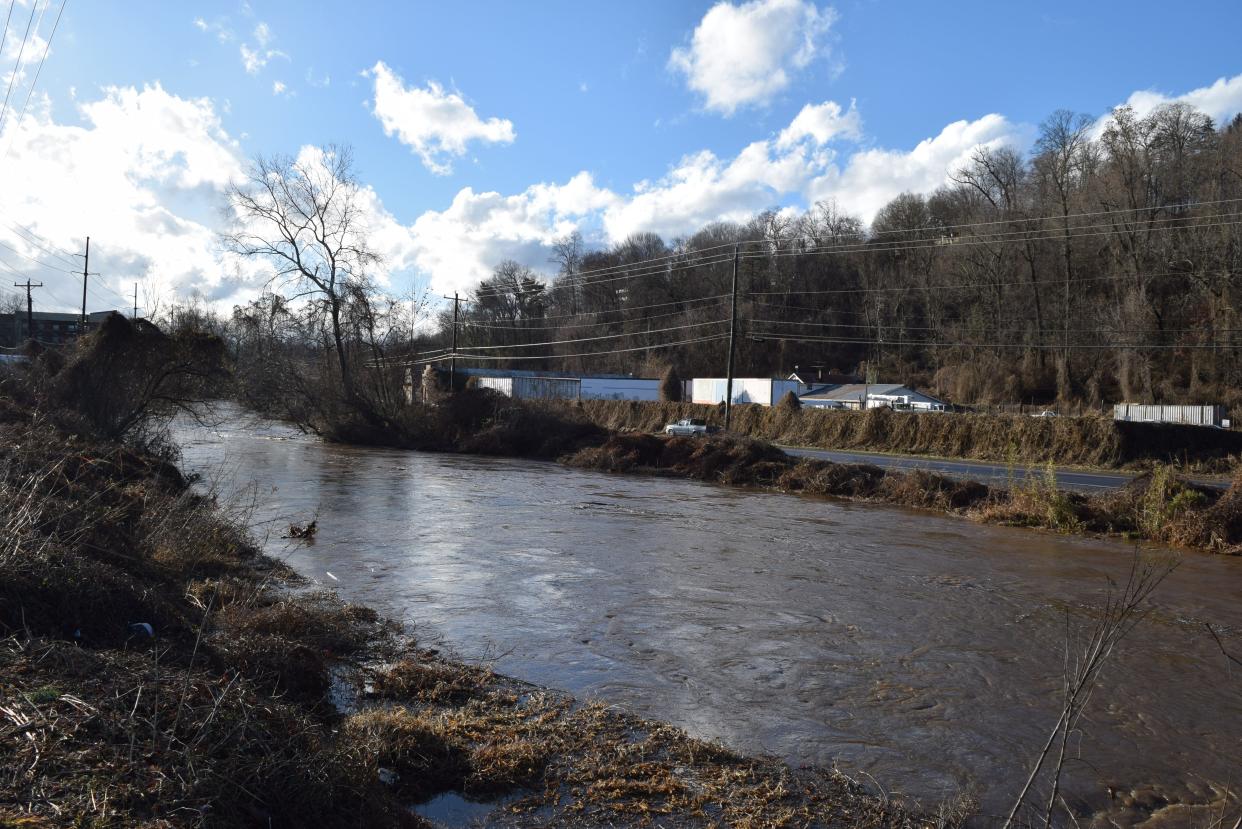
[690,378,802,406]
[476,376,581,401]
[579,377,661,401]
[1112,403,1228,428]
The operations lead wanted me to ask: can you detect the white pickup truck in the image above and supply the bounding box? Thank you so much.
[663,418,719,437]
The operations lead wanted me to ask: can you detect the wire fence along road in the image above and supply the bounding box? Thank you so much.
[777,446,1231,493]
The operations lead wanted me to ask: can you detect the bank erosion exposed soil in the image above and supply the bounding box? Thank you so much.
[0,397,929,826]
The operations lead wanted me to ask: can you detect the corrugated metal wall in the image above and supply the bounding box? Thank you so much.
[579,378,661,401]
[1113,403,1226,427]
[476,376,583,400]
[691,378,786,406]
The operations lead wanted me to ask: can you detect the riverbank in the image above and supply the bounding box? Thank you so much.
[0,400,927,825]
[561,399,1242,472]
[563,430,1242,555]
[318,390,1242,555]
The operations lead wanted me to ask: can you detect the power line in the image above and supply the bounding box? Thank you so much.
[0,237,75,274]
[743,215,1242,262]
[863,196,1242,240]
[447,317,729,352]
[0,5,14,89]
[460,290,731,323]
[746,331,1242,351]
[1,0,67,166]
[0,222,78,267]
[465,198,1242,294]
[403,332,731,366]
[748,258,1242,297]
[0,0,38,132]
[458,299,729,331]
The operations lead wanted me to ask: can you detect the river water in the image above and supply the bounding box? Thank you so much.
[174,408,1241,822]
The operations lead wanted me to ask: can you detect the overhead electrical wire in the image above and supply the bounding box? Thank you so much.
[747,264,1242,298]
[461,291,731,322]
[470,197,1242,291]
[745,331,1242,351]
[420,202,1242,366]
[457,299,730,331]
[443,317,729,352]
[1,0,67,166]
[0,0,38,132]
[401,332,731,366]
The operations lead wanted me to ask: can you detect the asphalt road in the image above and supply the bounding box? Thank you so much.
[778,445,1229,493]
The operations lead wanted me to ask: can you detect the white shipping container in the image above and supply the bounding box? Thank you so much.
[579,377,661,401]
[690,378,802,406]
[1113,403,1226,427]
[477,376,581,400]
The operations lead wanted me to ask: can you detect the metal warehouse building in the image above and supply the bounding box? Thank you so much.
[690,377,804,407]
[457,368,662,402]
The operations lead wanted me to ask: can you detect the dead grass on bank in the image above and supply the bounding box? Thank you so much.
[1,395,931,827]
[560,399,1242,472]
[352,655,926,829]
[566,432,1242,555]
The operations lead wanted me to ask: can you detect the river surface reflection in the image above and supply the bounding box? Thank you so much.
[174,408,1241,821]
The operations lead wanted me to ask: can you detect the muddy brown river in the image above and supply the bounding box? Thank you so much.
[174,408,1241,823]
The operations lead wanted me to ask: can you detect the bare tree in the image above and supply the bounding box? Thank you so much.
[223,144,380,406]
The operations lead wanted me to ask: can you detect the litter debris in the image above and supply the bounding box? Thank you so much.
[287,520,318,539]
[127,622,154,639]
[325,571,339,581]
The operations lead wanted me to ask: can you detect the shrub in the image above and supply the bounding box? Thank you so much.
[659,366,682,402]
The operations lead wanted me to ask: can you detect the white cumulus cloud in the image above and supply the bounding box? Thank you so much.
[1115,72,1242,125]
[776,99,861,147]
[0,84,250,311]
[809,113,1028,222]
[669,0,835,115]
[369,61,516,175]
[408,173,617,292]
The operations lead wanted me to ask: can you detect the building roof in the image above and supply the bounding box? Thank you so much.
[448,366,658,381]
[0,310,119,322]
[800,383,945,404]
[787,370,861,386]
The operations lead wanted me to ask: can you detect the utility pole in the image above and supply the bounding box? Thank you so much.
[133,283,138,319]
[80,236,89,331]
[724,243,739,431]
[441,292,461,390]
[13,280,42,341]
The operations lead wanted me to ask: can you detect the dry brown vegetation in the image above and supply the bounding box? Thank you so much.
[1,364,928,826]
[566,432,1242,555]
[560,400,1242,471]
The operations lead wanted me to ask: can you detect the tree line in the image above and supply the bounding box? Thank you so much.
[145,101,1242,430]
[439,103,1242,410]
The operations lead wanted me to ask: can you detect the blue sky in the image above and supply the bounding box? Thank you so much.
[3,0,1242,312]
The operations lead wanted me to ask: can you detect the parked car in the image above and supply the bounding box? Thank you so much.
[663,418,719,437]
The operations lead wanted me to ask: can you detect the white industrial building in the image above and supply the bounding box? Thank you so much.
[1113,403,1228,428]
[458,368,662,401]
[690,377,804,407]
[799,383,948,411]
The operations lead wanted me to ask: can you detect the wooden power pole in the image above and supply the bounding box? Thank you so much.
[79,236,89,330]
[441,292,461,390]
[13,280,42,341]
[724,243,739,431]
